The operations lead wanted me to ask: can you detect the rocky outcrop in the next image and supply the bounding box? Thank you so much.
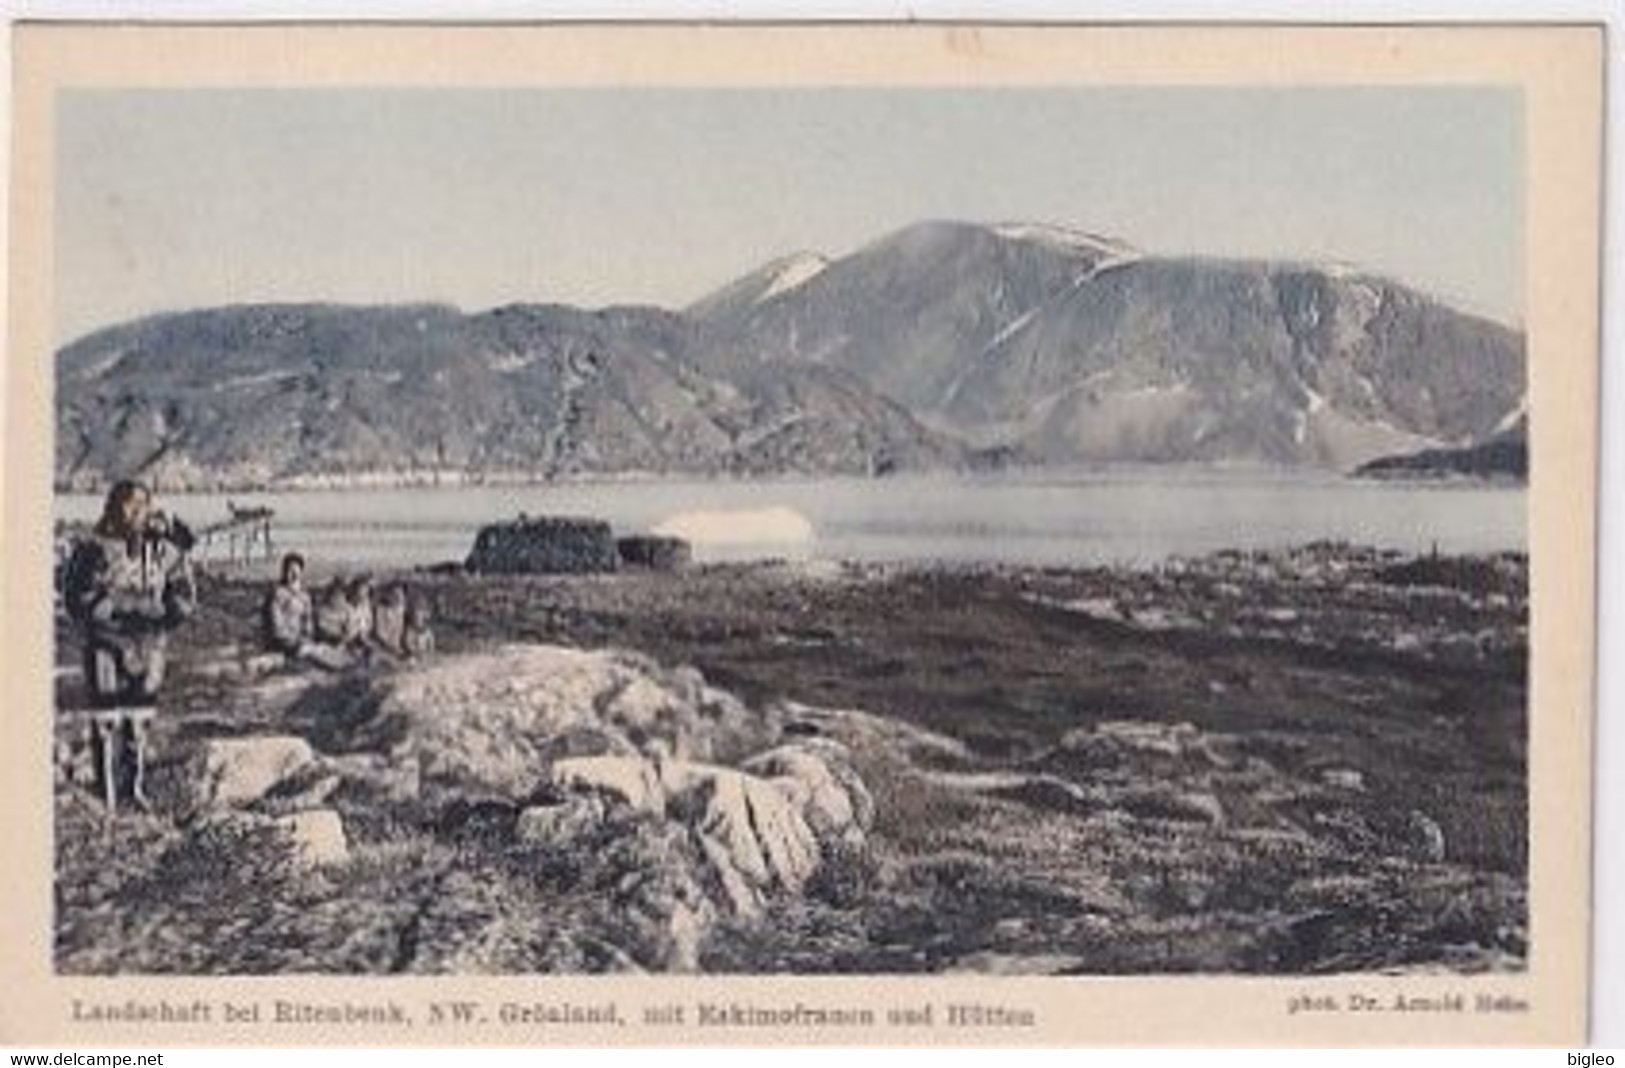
[524,749,864,920]
[168,735,352,876]
[549,754,664,813]
[298,645,873,955]
[134,644,877,972]
[182,735,317,813]
[680,765,820,914]
[322,645,759,800]
[741,737,875,848]
[191,807,350,872]
[273,809,350,868]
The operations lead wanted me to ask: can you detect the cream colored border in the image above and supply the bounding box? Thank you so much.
[3,23,1602,1047]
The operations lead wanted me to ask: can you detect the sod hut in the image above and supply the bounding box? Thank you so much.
[616,535,692,572]
[465,516,619,575]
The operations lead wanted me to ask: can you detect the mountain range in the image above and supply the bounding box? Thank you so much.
[55,219,1526,491]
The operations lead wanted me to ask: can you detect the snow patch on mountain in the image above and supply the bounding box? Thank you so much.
[984,306,1042,352]
[487,350,540,373]
[993,223,1140,263]
[213,370,303,392]
[1493,397,1528,435]
[1294,387,1328,445]
[73,349,128,381]
[1311,260,1363,280]
[758,253,831,304]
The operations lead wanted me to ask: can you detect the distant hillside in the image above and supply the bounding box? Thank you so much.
[1355,418,1528,481]
[688,220,1526,469]
[56,219,1526,491]
[55,302,963,492]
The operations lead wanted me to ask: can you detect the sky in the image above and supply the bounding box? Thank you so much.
[54,87,1522,343]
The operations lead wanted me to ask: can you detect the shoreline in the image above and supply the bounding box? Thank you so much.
[51,456,1531,498]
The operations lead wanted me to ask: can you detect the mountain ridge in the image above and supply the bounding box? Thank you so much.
[55,220,1525,492]
[685,220,1524,470]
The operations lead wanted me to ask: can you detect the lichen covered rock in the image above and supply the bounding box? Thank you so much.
[549,755,664,814]
[162,644,876,971]
[326,644,756,800]
[742,737,875,848]
[183,735,317,813]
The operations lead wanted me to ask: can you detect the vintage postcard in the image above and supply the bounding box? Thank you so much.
[1,22,1603,1046]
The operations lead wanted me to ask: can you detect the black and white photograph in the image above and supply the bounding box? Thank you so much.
[3,20,1604,1047]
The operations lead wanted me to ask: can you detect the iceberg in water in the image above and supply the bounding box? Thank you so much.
[652,506,814,546]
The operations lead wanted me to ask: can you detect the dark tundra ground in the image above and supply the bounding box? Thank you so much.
[52,543,1528,975]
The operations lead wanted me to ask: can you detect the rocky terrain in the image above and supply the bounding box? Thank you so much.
[56,220,1523,491]
[53,544,1527,975]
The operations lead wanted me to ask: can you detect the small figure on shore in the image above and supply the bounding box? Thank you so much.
[343,575,375,652]
[301,575,361,670]
[313,576,353,647]
[61,480,197,810]
[262,552,312,658]
[262,552,350,671]
[370,583,408,660]
[402,596,436,660]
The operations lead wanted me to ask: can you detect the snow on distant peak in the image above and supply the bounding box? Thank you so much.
[1493,396,1528,435]
[74,348,128,380]
[991,223,1139,262]
[757,253,831,304]
[1310,260,1364,280]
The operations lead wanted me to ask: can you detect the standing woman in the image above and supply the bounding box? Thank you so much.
[61,480,197,808]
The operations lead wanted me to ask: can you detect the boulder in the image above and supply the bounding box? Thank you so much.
[466,516,618,575]
[617,535,692,571]
[549,755,664,814]
[276,808,350,868]
[327,645,754,800]
[667,763,820,914]
[695,829,765,917]
[326,752,423,803]
[1173,791,1227,826]
[663,902,707,973]
[253,767,343,816]
[184,735,317,812]
[1074,720,1203,758]
[188,807,348,872]
[515,795,608,846]
[1321,768,1367,792]
[537,726,640,763]
[742,738,874,847]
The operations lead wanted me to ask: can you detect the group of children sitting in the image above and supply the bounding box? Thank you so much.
[261,551,434,670]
